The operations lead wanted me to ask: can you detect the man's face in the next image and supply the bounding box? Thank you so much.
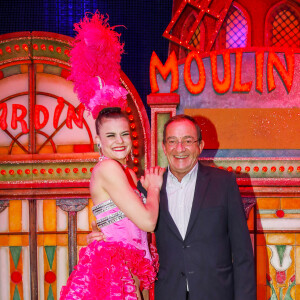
[162,119,204,181]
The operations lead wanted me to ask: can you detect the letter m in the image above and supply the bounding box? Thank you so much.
[149,51,179,93]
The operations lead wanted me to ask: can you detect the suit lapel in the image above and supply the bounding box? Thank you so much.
[160,169,183,240]
[185,162,210,239]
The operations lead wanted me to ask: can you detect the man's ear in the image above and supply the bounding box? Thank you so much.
[199,140,205,154]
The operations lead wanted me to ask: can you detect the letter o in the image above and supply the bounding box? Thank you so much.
[184,51,206,94]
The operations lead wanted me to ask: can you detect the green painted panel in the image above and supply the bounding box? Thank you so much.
[47,285,54,300]
[267,279,278,300]
[45,246,56,269]
[13,286,21,300]
[276,245,286,267]
[2,65,22,77]
[10,246,22,269]
[43,65,62,76]
[284,279,295,300]
[157,113,170,168]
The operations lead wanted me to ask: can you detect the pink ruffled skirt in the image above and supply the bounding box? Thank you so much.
[60,240,159,299]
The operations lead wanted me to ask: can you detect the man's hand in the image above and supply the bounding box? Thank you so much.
[87,220,106,244]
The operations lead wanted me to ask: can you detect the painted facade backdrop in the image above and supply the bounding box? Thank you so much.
[0,0,299,299]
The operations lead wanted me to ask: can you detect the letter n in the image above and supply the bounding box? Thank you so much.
[66,103,85,129]
[267,51,294,93]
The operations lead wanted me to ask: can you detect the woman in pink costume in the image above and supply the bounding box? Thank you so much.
[60,107,164,299]
[60,12,164,299]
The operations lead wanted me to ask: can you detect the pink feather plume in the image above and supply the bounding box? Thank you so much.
[69,12,128,118]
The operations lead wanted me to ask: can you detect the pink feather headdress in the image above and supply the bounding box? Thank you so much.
[69,12,128,119]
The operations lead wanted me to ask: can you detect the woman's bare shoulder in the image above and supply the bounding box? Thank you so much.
[92,159,124,179]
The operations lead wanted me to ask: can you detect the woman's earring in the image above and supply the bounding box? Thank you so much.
[126,149,134,162]
[130,149,134,161]
[97,143,103,156]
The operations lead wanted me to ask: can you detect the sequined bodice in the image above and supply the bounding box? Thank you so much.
[92,192,151,260]
[92,199,126,228]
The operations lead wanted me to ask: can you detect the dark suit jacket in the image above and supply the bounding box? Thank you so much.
[154,162,256,300]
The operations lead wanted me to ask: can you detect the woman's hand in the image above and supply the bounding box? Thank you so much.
[140,166,165,191]
[86,221,106,244]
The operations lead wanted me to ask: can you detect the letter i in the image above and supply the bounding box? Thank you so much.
[53,97,65,129]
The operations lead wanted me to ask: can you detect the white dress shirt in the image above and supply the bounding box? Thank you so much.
[166,163,198,239]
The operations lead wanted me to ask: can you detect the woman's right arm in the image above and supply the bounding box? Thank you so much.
[92,160,164,232]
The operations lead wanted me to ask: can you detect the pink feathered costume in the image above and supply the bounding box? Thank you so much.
[60,158,158,299]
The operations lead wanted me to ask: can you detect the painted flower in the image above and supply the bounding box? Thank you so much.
[289,275,295,283]
[275,271,286,284]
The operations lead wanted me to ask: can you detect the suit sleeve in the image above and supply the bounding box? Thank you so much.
[227,173,256,300]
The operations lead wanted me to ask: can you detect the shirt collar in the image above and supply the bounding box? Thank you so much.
[167,161,198,185]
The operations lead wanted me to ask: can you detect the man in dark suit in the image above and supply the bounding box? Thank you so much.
[154,114,256,300]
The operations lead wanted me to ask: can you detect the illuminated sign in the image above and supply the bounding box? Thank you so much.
[150,49,295,95]
[0,97,85,133]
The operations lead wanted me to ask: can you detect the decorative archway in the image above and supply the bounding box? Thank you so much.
[0,31,150,300]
